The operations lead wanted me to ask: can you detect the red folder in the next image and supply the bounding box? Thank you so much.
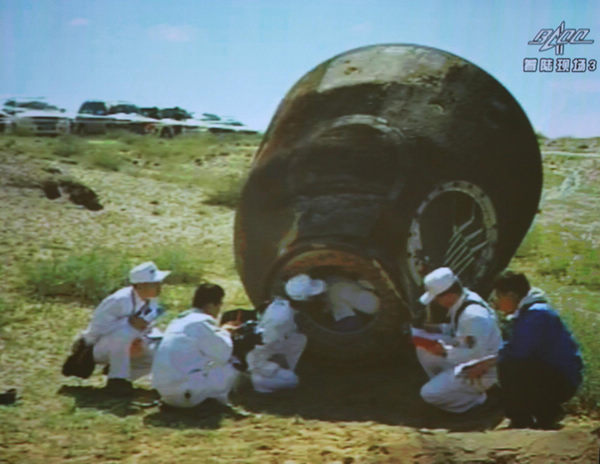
[412,336,440,350]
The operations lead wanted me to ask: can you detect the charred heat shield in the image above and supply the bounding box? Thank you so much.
[234,44,542,364]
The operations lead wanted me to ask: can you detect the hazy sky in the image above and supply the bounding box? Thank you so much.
[1,0,599,137]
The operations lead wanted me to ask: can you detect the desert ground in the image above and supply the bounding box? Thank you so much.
[0,132,599,463]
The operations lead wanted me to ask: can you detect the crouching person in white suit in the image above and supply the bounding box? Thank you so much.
[80,261,170,396]
[413,267,502,413]
[151,284,239,408]
[246,296,308,393]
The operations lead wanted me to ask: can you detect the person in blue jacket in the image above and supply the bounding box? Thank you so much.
[467,271,583,428]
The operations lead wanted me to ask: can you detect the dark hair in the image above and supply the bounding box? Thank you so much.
[437,281,463,298]
[192,283,225,308]
[493,271,530,299]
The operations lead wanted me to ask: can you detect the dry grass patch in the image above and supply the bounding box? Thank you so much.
[1,133,599,463]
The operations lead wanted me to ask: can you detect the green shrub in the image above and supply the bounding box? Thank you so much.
[153,245,206,285]
[203,174,246,209]
[86,149,124,171]
[22,250,130,304]
[53,135,86,158]
[128,136,170,160]
[108,130,143,145]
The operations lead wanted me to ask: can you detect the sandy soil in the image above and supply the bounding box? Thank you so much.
[1,141,599,463]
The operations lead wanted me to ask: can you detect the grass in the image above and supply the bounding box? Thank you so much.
[516,223,600,289]
[21,242,212,304]
[510,150,600,414]
[11,125,35,137]
[153,244,208,285]
[1,131,600,462]
[21,249,131,305]
[0,296,7,329]
[203,172,247,208]
[85,149,125,171]
[540,135,600,153]
[53,135,87,158]
[562,307,600,413]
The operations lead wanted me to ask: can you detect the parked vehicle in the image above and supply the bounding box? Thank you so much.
[73,100,157,135]
[0,110,12,134]
[192,112,258,134]
[2,98,70,136]
[137,106,259,137]
[52,99,259,138]
[71,101,113,134]
[140,106,195,138]
[140,106,193,121]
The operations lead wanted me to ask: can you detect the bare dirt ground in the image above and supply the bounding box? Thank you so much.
[1,136,599,463]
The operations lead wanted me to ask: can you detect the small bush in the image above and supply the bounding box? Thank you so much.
[53,135,86,158]
[22,250,130,304]
[153,245,206,285]
[86,150,124,171]
[203,174,246,209]
[128,136,170,160]
[108,130,143,145]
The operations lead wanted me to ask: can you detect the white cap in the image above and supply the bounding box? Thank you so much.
[129,261,171,284]
[284,274,326,301]
[419,267,457,305]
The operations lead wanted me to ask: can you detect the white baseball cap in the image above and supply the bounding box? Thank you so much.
[285,274,326,301]
[129,261,171,284]
[419,267,457,305]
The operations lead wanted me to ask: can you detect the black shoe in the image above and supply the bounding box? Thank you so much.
[533,405,565,430]
[507,416,535,428]
[104,378,134,397]
[533,413,565,430]
[533,420,563,430]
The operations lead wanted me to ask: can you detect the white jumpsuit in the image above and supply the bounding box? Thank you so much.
[151,310,238,407]
[325,277,379,322]
[414,289,502,413]
[82,286,158,381]
[246,298,307,393]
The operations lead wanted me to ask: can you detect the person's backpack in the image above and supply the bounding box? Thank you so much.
[62,337,96,379]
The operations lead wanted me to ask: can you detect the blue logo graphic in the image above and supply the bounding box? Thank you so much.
[528,21,594,55]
